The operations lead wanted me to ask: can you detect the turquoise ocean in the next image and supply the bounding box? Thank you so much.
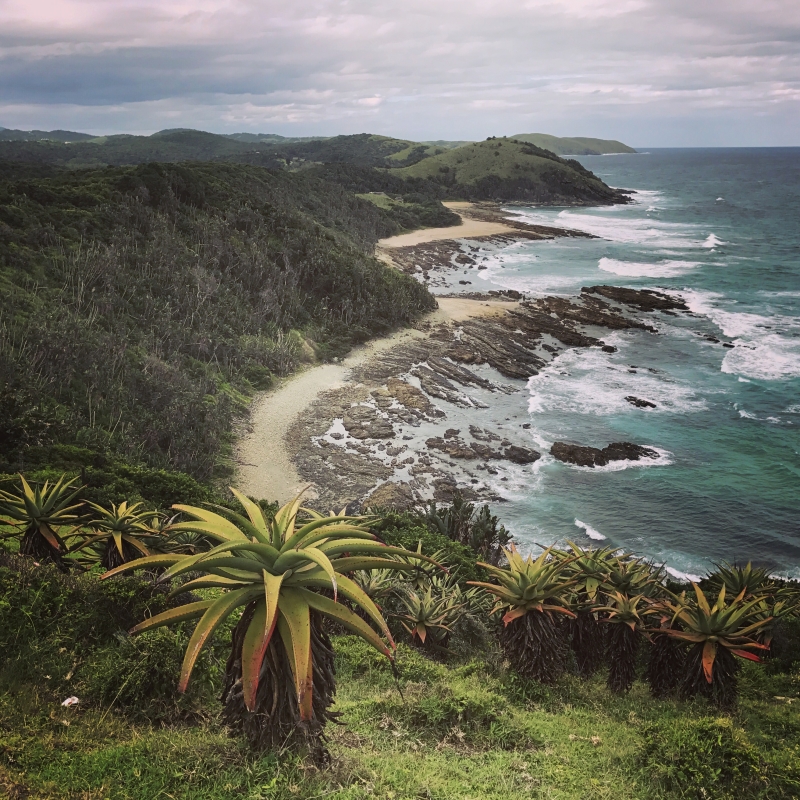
[444,148,800,580]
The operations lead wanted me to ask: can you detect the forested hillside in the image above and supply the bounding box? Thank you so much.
[0,161,435,488]
[0,129,630,206]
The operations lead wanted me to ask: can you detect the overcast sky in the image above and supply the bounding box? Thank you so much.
[1,0,798,145]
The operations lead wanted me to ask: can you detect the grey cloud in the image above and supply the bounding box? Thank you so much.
[0,0,797,144]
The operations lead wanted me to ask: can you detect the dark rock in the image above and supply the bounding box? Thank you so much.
[364,481,417,511]
[522,423,531,429]
[503,445,541,464]
[722,342,735,348]
[551,442,607,468]
[603,442,659,462]
[342,405,395,439]
[625,395,657,409]
[581,285,688,312]
[444,428,461,438]
[551,440,659,468]
[705,336,720,343]
[602,345,618,353]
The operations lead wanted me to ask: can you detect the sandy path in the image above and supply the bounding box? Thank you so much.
[236,297,514,504]
[377,202,514,248]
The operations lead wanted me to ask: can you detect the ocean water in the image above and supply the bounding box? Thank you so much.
[454,148,800,579]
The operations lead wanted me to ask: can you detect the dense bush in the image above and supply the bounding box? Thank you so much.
[0,162,435,480]
[0,554,223,720]
[635,716,798,799]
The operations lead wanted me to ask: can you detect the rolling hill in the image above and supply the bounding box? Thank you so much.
[511,133,636,156]
[390,137,629,204]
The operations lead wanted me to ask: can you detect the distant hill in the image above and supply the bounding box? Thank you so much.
[0,128,97,143]
[225,132,329,144]
[0,129,628,205]
[0,130,446,170]
[391,137,629,204]
[510,133,636,156]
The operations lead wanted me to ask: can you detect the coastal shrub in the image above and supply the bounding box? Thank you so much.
[373,510,482,582]
[636,716,769,799]
[81,627,224,721]
[0,553,226,721]
[421,493,512,566]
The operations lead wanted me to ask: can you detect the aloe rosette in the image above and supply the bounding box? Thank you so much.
[469,545,576,683]
[101,488,435,748]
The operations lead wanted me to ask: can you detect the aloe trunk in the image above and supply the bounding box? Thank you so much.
[500,611,568,684]
[606,624,639,694]
[570,611,605,677]
[681,643,740,709]
[19,525,69,572]
[222,605,337,761]
[646,633,684,698]
[100,539,142,571]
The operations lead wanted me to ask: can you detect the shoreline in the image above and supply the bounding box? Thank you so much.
[236,296,515,504]
[236,208,685,512]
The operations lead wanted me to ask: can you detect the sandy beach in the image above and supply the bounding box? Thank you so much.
[377,202,515,249]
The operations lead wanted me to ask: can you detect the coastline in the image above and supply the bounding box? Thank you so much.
[237,207,691,515]
[236,296,515,504]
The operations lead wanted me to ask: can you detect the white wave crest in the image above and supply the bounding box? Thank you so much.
[574,519,607,540]
[598,257,700,278]
[527,347,707,416]
[681,289,800,381]
[703,234,726,249]
[665,566,703,583]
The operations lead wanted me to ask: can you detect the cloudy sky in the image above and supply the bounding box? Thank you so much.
[1,0,798,145]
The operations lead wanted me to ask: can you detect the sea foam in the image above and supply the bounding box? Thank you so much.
[574,519,607,540]
[598,257,700,278]
[682,289,800,381]
[527,346,707,417]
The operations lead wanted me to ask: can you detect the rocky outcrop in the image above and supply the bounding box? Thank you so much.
[364,481,417,511]
[426,436,540,464]
[625,396,657,409]
[342,405,395,439]
[551,441,659,468]
[582,286,688,312]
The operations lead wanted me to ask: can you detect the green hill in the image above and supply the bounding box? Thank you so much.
[391,137,629,204]
[511,133,637,156]
[0,130,450,170]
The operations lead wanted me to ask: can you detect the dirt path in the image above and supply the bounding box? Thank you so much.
[235,297,514,504]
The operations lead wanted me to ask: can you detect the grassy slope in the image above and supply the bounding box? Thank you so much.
[511,134,637,156]
[2,636,797,800]
[391,137,627,203]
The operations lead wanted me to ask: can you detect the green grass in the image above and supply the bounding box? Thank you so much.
[390,138,626,204]
[2,632,798,800]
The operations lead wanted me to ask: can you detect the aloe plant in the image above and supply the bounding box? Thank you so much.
[395,584,465,651]
[0,474,84,571]
[664,584,772,708]
[73,501,163,570]
[101,489,435,754]
[469,545,575,683]
[597,591,657,694]
[707,561,773,598]
[646,615,685,699]
[556,543,622,677]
